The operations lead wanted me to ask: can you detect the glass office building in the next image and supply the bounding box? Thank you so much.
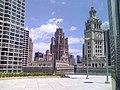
[0,0,25,72]
[108,0,120,90]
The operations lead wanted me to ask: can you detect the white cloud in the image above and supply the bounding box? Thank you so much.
[68,37,83,44]
[69,26,77,31]
[48,18,63,25]
[33,42,50,53]
[102,21,109,29]
[27,18,63,42]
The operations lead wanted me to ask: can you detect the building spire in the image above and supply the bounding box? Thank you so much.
[91,0,93,7]
[89,0,96,19]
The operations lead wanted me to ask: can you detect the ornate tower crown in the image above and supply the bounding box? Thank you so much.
[89,7,97,19]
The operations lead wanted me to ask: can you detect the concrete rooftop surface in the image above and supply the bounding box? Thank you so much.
[0,75,112,90]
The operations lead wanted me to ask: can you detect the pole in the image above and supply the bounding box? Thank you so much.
[86,57,89,79]
[105,31,110,83]
[52,53,56,75]
[85,38,89,79]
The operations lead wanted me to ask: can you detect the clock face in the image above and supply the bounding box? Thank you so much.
[95,32,102,39]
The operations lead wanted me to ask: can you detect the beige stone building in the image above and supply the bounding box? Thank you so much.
[83,7,106,68]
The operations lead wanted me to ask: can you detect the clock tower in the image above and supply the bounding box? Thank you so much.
[83,6,106,68]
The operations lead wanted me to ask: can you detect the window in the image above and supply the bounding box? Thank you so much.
[0,17,3,20]
[2,39,8,43]
[3,35,9,39]
[0,4,4,8]
[0,12,3,16]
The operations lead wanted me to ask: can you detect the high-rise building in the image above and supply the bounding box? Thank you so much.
[22,30,33,66]
[108,0,120,89]
[34,52,44,61]
[28,38,33,66]
[23,30,29,66]
[0,0,25,72]
[76,55,82,64]
[50,28,69,66]
[104,29,111,66]
[83,6,106,68]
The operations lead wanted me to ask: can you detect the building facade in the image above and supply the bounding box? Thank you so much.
[84,6,106,68]
[22,30,29,66]
[104,29,111,66]
[76,55,82,64]
[28,38,33,66]
[30,50,53,67]
[69,54,75,66]
[108,0,120,90]
[50,28,69,66]
[0,0,25,72]
[34,52,44,61]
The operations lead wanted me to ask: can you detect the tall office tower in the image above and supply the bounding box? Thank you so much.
[28,38,33,66]
[108,0,120,89]
[84,6,105,68]
[23,30,29,66]
[34,52,44,61]
[104,29,111,66]
[0,0,25,72]
[76,55,81,64]
[50,28,69,66]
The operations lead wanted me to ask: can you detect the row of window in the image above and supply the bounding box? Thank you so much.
[94,23,101,29]
[96,45,102,49]
[1,54,23,58]
[0,27,24,35]
[0,13,24,20]
[0,37,23,42]
[96,50,102,53]
[96,54,102,56]
[0,19,24,26]
[0,21,24,27]
[0,61,22,65]
[5,0,25,5]
[0,34,23,38]
[1,43,23,49]
[1,52,22,56]
[95,41,102,44]
[4,2,25,9]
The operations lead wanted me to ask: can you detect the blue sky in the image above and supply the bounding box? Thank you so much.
[25,0,108,57]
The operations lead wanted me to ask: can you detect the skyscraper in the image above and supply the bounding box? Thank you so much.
[104,29,111,66]
[0,0,25,72]
[23,30,29,66]
[28,38,33,66]
[108,0,120,89]
[34,52,44,61]
[23,30,33,66]
[84,6,105,68]
[76,55,82,64]
[50,28,69,66]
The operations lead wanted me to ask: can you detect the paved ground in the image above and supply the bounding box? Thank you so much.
[0,75,112,90]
